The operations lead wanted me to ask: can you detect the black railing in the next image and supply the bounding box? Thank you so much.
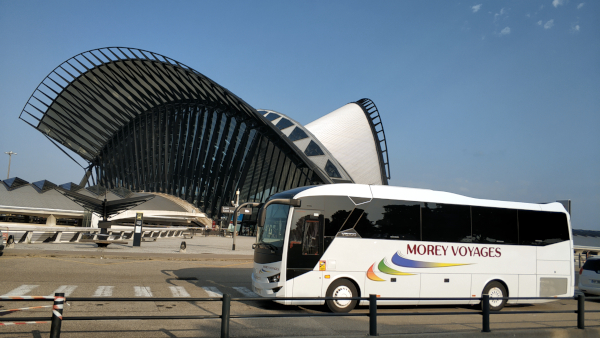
[1,294,599,338]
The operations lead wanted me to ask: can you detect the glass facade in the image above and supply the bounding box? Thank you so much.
[95,101,324,218]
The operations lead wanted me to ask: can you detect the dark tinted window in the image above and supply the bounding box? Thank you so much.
[264,113,280,121]
[302,220,322,255]
[287,211,323,269]
[275,118,294,130]
[325,160,342,178]
[339,208,366,233]
[304,140,325,156]
[519,210,569,245]
[422,203,471,243]
[582,259,600,271]
[323,196,355,237]
[288,127,309,141]
[353,199,421,240]
[472,206,518,244]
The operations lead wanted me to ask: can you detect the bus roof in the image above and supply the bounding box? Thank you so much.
[291,184,568,214]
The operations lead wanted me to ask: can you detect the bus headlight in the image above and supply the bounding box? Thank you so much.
[267,273,280,283]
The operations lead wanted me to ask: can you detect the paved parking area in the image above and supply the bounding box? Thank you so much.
[2,235,256,260]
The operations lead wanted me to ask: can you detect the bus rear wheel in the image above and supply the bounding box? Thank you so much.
[482,281,507,311]
[326,279,358,313]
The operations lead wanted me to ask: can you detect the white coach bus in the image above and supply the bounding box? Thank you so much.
[251,184,573,312]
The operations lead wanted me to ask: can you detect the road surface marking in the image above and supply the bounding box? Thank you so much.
[233,287,258,297]
[2,285,39,297]
[202,286,223,298]
[134,286,153,297]
[49,285,78,297]
[93,286,114,297]
[169,286,191,297]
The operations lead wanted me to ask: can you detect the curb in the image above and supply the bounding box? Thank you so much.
[272,327,600,337]
[0,248,254,261]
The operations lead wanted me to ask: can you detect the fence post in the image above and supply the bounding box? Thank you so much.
[577,294,585,329]
[50,292,65,338]
[221,293,231,338]
[369,294,378,336]
[481,294,490,333]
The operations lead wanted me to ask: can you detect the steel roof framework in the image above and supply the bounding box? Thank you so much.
[19,47,331,218]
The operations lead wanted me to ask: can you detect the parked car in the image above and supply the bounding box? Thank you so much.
[579,256,600,296]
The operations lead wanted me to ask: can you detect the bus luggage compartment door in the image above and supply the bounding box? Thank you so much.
[420,274,472,305]
[364,274,421,305]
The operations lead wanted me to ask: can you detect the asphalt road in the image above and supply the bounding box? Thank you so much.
[1,255,599,338]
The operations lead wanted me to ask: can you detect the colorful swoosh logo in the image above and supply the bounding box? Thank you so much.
[378,258,413,275]
[367,263,385,281]
[367,251,470,281]
[391,252,468,268]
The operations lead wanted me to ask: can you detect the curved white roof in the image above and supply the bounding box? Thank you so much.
[305,103,385,185]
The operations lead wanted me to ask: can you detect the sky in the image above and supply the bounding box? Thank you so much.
[0,0,598,230]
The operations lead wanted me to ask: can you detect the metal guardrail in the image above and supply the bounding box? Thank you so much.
[1,294,599,337]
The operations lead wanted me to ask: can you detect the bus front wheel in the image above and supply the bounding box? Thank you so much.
[326,279,358,313]
[482,281,507,311]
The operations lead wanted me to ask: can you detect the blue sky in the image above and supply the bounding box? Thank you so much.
[0,0,598,230]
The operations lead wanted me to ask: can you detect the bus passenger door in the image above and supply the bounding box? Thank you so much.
[287,213,325,304]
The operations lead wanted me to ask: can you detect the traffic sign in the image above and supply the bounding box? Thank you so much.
[221,206,235,214]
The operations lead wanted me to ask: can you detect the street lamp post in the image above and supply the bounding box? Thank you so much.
[4,151,17,179]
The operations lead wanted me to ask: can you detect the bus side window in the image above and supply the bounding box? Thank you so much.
[472,206,518,244]
[421,203,471,243]
[519,210,569,245]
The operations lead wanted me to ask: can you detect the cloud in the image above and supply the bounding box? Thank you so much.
[499,27,511,36]
[472,4,482,13]
[494,8,506,21]
[571,24,581,32]
[544,19,555,29]
[577,3,585,9]
[537,20,543,25]
[553,0,565,8]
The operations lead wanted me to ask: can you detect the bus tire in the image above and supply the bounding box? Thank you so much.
[482,281,507,311]
[326,279,358,313]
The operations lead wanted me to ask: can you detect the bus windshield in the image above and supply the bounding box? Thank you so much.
[258,204,291,249]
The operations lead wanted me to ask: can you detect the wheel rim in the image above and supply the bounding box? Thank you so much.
[332,286,353,308]
[488,287,504,307]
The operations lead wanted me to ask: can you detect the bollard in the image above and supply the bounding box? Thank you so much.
[221,294,231,338]
[577,294,585,329]
[50,293,65,338]
[369,294,378,336]
[481,294,490,333]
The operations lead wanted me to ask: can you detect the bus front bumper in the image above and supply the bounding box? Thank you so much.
[251,272,284,297]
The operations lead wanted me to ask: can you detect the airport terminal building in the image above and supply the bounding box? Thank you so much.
[14,47,390,221]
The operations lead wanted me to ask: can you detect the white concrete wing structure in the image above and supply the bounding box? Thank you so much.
[305,101,388,185]
[260,98,390,187]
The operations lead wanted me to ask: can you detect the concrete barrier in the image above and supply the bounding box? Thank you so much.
[0,225,192,244]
